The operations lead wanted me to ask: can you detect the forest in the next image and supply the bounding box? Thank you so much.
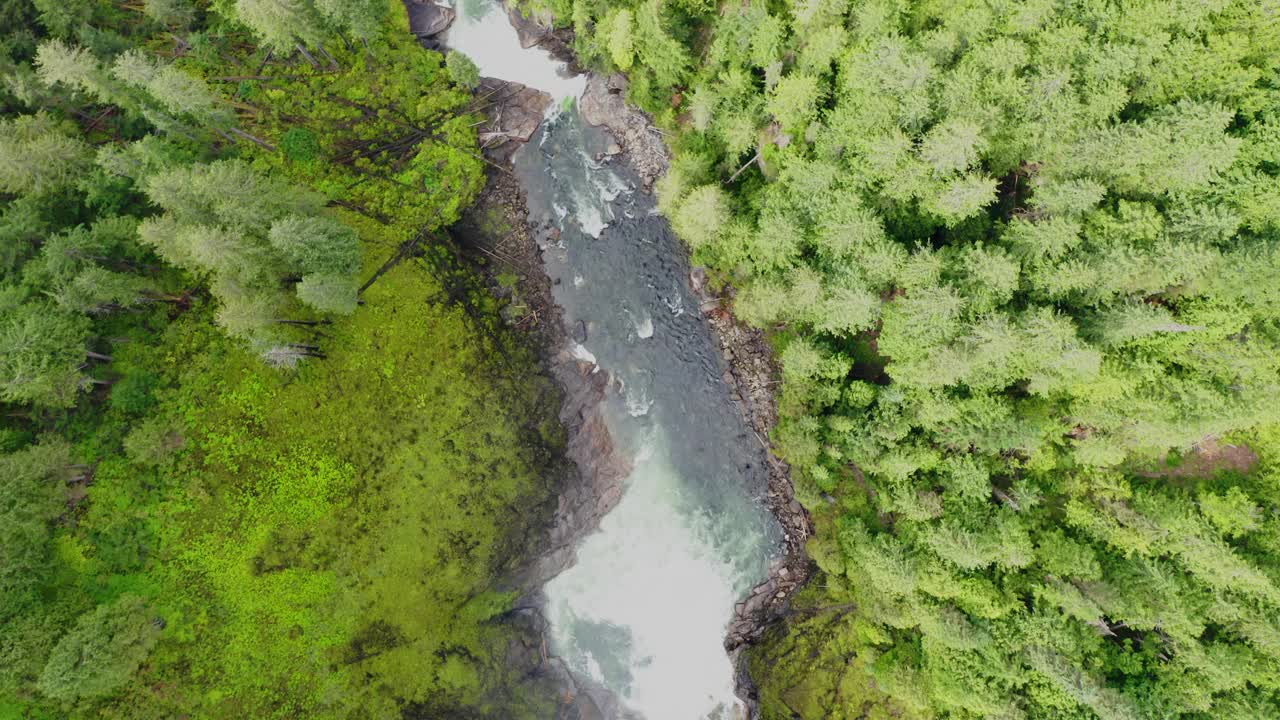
[6,0,1280,719]
[525,0,1280,717]
[1,0,564,717]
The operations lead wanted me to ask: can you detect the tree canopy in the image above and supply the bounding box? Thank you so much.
[0,2,548,718]
[545,0,1280,716]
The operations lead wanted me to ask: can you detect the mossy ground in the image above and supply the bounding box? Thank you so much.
[5,224,563,720]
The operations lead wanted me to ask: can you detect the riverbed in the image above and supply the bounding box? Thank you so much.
[442,4,784,718]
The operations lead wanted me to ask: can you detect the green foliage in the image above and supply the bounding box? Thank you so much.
[446,51,481,90]
[1,3,556,718]
[670,184,729,248]
[0,304,92,407]
[17,251,557,719]
[604,8,635,71]
[0,440,71,620]
[565,0,1280,716]
[36,594,160,702]
[139,159,361,340]
[120,415,181,469]
[0,112,91,194]
[225,30,485,239]
[229,0,387,50]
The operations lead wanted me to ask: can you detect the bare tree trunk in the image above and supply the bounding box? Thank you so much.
[725,150,761,184]
[85,351,114,362]
[295,43,321,68]
[275,319,333,327]
[359,232,428,294]
[227,127,277,152]
[317,44,340,70]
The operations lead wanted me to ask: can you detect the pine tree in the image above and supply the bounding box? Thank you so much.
[233,0,327,52]
[0,113,91,194]
[605,8,635,71]
[0,440,71,620]
[267,215,360,277]
[670,185,729,249]
[0,304,92,407]
[37,595,160,701]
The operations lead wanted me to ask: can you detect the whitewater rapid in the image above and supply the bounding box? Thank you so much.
[444,4,781,717]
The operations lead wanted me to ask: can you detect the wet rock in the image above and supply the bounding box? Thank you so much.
[690,266,707,293]
[580,75,668,189]
[506,3,580,67]
[518,299,633,588]
[509,3,550,48]
[474,78,554,163]
[574,319,588,343]
[404,0,454,39]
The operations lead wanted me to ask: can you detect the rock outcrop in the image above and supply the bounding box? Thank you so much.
[580,75,669,189]
[404,0,454,46]
[475,78,553,163]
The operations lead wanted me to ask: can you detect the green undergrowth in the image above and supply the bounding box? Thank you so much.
[5,229,562,719]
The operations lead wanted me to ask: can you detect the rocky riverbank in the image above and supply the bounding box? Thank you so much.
[438,6,815,717]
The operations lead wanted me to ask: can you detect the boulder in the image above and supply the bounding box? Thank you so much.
[404,0,454,38]
[475,78,553,162]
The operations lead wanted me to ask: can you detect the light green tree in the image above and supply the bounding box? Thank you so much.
[0,304,93,407]
[0,440,70,620]
[605,8,635,71]
[0,113,91,194]
[37,595,161,702]
[671,185,730,249]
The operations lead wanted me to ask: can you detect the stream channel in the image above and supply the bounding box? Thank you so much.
[444,4,783,718]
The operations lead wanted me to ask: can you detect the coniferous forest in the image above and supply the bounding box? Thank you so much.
[531,0,1280,717]
[4,0,1280,719]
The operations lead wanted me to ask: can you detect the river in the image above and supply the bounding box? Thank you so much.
[443,4,783,718]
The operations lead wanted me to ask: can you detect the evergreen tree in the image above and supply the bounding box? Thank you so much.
[0,113,91,194]
[36,595,161,702]
[0,439,71,620]
[0,304,93,407]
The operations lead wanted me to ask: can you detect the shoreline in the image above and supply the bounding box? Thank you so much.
[441,8,815,716]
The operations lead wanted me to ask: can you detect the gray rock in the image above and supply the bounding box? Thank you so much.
[404,0,454,38]
[474,78,553,163]
[580,75,669,188]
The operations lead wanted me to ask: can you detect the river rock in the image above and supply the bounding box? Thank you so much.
[502,2,580,68]
[404,0,454,40]
[509,3,550,48]
[580,74,669,188]
[475,77,553,163]
[690,266,707,293]
[517,331,633,589]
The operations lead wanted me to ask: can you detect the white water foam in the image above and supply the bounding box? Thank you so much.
[543,432,748,719]
[570,341,599,372]
[444,0,586,106]
[622,378,652,417]
[635,315,654,340]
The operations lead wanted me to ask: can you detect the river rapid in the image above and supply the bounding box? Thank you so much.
[443,4,783,718]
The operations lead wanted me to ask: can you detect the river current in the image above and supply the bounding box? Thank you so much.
[444,4,782,718]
